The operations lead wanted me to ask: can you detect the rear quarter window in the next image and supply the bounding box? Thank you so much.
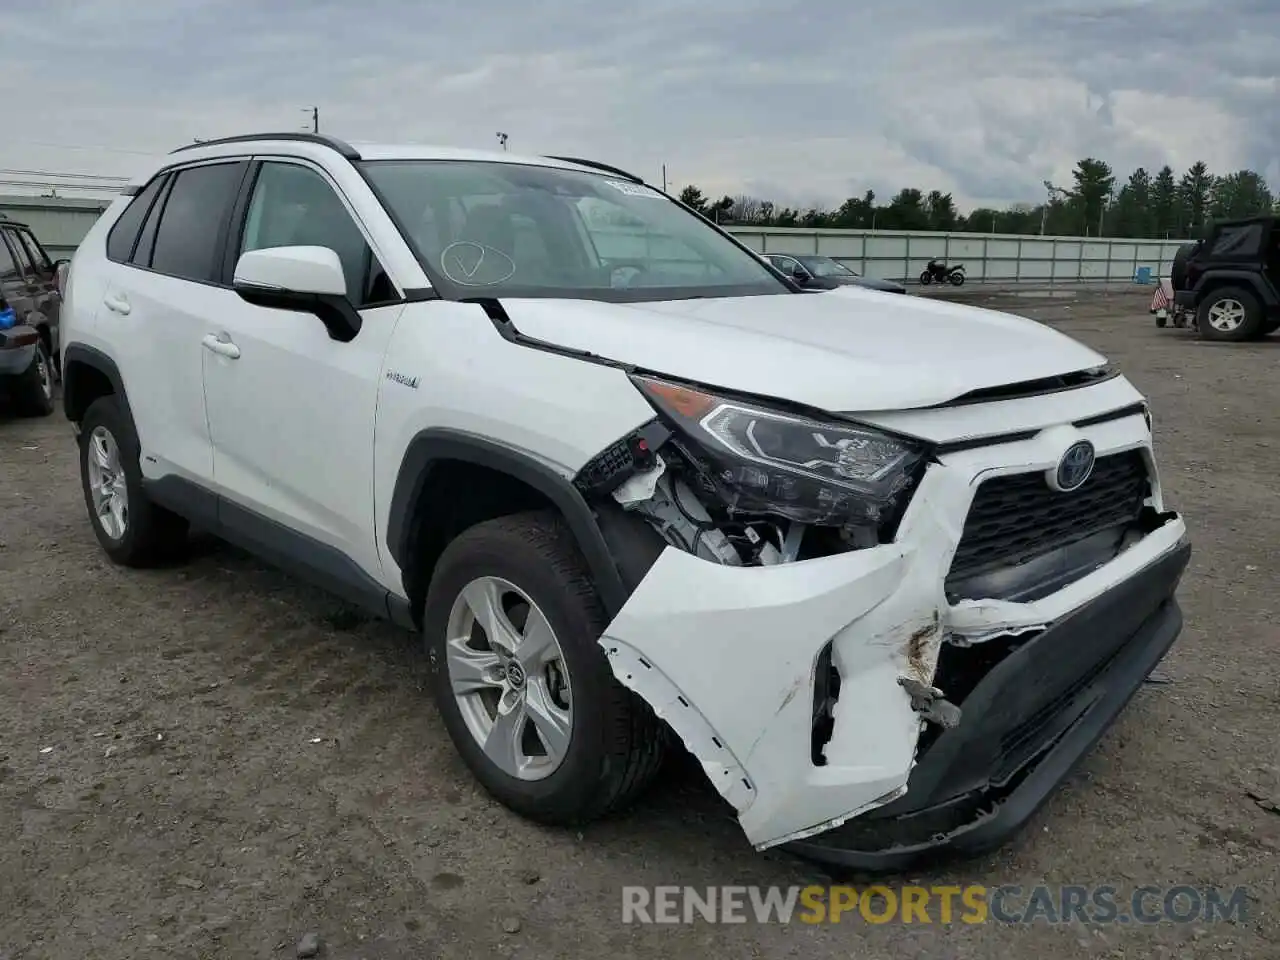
[106,177,166,263]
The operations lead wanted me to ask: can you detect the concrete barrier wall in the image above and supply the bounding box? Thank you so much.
[1,194,1188,283]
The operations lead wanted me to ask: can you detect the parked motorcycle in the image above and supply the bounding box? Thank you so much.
[919,259,966,286]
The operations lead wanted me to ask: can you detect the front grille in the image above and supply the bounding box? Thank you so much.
[946,450,1148,590]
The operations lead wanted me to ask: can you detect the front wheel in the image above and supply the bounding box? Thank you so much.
[919,271,933,285]
[423,512,667,826]
[948,270,965,286]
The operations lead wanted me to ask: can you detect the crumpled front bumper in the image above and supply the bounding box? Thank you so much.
[786,535,1189,871]
[597,411,1189,857]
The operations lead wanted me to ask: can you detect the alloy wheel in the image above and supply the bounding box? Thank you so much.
[86,426,129,540]
[1207,298,1246,332]
[445,576,574,781]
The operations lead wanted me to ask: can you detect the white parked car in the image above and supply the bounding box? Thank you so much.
[59,133,1190,869]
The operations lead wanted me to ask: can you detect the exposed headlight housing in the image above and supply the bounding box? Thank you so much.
[631,375,927,531]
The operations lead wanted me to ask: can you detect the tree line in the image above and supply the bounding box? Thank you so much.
[676,159,1279,239]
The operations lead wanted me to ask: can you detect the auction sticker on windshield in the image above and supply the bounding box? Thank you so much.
[604,180,663,198]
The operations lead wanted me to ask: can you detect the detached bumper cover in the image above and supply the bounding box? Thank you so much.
[785,536,1190,871]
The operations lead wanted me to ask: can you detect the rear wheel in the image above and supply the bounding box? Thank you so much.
[12,340,55,417]
[948,270,965,286]
[1197,287,1263,342]
[78,396,189,566]
[423,511,667,826]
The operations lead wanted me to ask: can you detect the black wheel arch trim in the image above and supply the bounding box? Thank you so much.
[61,343,133,426]
[1193,271,1279,305]
[386,428,631,618]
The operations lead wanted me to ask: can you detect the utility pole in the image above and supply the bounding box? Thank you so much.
[495,132,509,151]
[301,107,319,133]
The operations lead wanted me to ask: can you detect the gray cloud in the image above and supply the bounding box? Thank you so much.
[2,0,1275,210]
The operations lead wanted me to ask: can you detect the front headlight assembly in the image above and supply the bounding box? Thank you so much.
[631,375,927,532]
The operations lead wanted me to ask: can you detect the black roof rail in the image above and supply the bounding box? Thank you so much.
[171,132,362,160]
[544,155,644,184]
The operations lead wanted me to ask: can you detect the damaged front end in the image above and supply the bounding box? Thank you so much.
[573,374,1189,863]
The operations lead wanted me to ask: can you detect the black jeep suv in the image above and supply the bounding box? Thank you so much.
[1173,216,1280,342]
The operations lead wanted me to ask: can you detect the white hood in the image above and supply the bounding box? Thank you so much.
[499,286,1107,412]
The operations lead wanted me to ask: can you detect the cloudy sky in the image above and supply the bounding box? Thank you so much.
[3,0,1277,211]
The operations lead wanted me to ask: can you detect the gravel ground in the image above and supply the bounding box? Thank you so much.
[2,287,1277,959]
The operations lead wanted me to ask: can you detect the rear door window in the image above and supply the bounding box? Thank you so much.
[149,162,246,283]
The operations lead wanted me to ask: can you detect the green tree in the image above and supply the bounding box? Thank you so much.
[677,185,707,214]
[832,190,876,228]
[884,188,928,230]
[1178,161,1213,231]
[925,191,959,231]
[1150,166,1178,236]
[1070,158,1115,235]
[1209,170,1274,220]
[1111,167,1153,237]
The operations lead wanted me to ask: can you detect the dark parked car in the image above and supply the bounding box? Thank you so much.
[761,253,907,294]
[0,215,66,416]
[1173,216,1280,341]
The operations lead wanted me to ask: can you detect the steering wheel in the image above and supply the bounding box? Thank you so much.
[600,258,651,289]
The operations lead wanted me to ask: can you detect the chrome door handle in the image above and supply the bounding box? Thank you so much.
[102,293,131,315]
[201,334,241,359]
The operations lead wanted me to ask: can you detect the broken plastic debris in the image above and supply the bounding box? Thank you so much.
[39,746,53,754]
[309,738,323,744]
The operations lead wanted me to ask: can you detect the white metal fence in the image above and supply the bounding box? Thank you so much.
[725,227,1191,284]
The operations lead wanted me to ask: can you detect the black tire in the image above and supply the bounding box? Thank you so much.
[78,395,189,566]
[1196,286,1263,342]
[11,340,55,417]
[423,511,667,826]
[919,271,933,285]
[948,270,965,286]
[1155,314,1167,328]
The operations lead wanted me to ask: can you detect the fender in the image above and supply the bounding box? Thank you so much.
[1193,270,1280,305]
[386,428,631,617]
[62,344,133,429]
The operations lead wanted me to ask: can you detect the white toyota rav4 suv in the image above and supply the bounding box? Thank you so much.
[60,133,1190,869]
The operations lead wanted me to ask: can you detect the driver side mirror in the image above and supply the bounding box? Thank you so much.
[791,265,812,282]
[232,246,362,342]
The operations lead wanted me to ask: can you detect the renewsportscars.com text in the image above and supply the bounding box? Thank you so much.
[621,884,1249,925]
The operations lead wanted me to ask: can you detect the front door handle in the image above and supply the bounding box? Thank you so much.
[102,293,131,315]
[201,333,241,359]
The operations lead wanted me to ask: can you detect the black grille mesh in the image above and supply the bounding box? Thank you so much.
[946,450,1148,588]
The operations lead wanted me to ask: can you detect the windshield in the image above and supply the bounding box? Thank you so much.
[360,160,790,302]
[799,255,856,277]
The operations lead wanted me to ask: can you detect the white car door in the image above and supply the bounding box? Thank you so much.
[201,158,404,586]
[97,160,250,489]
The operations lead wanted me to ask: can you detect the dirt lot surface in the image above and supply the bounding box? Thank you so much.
[2,287,1277,959]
